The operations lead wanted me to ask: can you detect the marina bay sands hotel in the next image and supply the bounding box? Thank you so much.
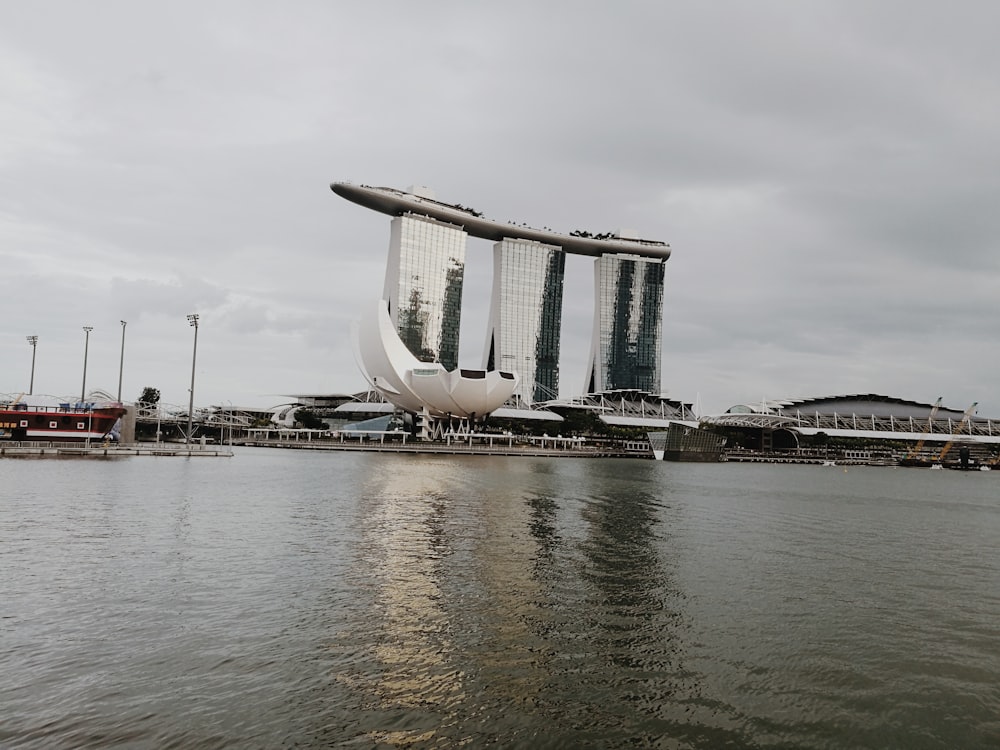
[331,182,671,425]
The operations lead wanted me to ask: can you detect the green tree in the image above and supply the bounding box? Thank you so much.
[558,408,600,436]
[137,386,160,406]
[295,408,326,430]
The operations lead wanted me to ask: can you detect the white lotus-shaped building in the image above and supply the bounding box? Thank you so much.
[358,299,519,421]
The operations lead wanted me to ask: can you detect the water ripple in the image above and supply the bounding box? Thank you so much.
[2,455,999,748]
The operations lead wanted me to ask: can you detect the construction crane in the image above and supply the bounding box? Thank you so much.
[934,402,978,465]
[905,397,943,461]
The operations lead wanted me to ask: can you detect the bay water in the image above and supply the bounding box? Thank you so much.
[2,449,998,748]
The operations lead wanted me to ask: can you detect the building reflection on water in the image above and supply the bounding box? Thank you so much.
[355,462,467,745]
[352,457,568,743]
[346,456,713,745]
[577,459,687,667]
[464,464,554,713]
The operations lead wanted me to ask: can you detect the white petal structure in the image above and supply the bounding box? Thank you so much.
[359,300,519,419]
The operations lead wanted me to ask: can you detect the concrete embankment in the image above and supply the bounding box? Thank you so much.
[0,442,233,458]
[1,439,642,459]
[238,438,644,458]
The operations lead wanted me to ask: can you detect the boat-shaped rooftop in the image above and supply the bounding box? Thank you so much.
[331,182,671,260]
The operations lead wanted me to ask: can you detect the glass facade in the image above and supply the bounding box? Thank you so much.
[383,214,467,371]
[586,254,665,394]
[484,239,565,404]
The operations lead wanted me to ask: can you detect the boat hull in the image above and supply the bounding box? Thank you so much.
[1,403,125,442]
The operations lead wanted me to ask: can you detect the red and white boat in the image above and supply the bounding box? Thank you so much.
[0,395,126,442]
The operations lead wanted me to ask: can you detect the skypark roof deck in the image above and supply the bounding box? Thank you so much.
[331,182,671,260]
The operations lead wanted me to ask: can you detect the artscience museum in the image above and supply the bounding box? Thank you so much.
[357,298,518,426]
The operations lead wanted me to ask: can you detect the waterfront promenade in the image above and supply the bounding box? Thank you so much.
[238,431,648,458]
[0,432,644,459]
[0,441,233,458]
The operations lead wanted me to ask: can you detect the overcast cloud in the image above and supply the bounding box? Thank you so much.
[2,1,998,417]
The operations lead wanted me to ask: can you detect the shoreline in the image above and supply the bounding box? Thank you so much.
[0,442,234,458]
[1,440,995,469]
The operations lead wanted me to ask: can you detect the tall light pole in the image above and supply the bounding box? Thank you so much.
[81,326,93,403]
[186,314,199,444]
[117,320,127,403]
[26,336,38,395]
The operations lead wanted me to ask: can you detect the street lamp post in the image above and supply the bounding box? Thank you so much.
[186,314,199,444]
[81,326,93,404]
[26,336,38,395]
[117,320,127,403]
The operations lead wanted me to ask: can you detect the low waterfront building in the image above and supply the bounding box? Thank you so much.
[704,394,1000,462]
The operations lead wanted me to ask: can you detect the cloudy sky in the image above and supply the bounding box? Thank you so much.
[3,1,998,417]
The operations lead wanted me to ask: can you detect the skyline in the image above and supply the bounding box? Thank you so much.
[2,2,999,417]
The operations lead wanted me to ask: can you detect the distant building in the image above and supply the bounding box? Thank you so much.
[705,394,1000,454]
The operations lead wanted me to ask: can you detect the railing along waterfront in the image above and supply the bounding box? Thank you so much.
[239,429,647,456]
[3,401,121,413]
[793,411,998,437]
[0,439,232,457]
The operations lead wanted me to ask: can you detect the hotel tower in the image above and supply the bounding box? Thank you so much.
[383,211,467,371]
[586,253,665,394]
[484,238,566,404]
